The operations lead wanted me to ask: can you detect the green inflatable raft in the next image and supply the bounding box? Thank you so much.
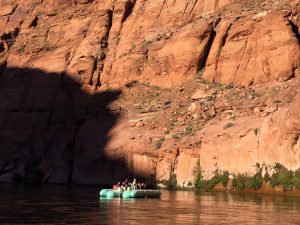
[99,189,161,199]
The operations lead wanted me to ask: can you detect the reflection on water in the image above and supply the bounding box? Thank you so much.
[1,184,300,224]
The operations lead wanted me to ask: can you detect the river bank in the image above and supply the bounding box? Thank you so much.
[162,180,300,198]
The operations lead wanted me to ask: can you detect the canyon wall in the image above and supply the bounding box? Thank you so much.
[0,0,299,186]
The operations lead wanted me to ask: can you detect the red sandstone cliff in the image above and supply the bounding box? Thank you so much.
[0,0,299,186]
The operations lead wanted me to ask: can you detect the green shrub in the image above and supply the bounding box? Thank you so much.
[172,134,179,140]
[141,81,150,87]
[232,174,253,190]
[214,82,225,90]
[141,40,153,48]
[219,171,230,187]
[251,91,262,98]
[224,84,234,89]
[194,161,229,190]
[165,122,175,135]
[224,123,234,129]
[252,173,263,190]
[269,163,293,191]
[194,160,204,189]
[17,45,25,54]
[155,137,165,149]
[193,162,300,192]
[205,171,230,189]
[179,126,194,140]
[167,173,177,189]
[184,126,193,136]
[263,171,271,183]
[195,69,205,80]
[232,164,263,190]
[205,176,220,189]
[294,168,300,177]
[292,176,300,190]
[292,169,300,190]
[262,164,300,191]
[167,122,175,131]
[270,172,293,191]
[131,44,136,50]
[251,163,263,190]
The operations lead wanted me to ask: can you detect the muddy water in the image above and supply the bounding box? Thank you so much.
[1,184,300,224]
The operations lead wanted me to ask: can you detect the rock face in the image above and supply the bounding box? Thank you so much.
[154,93,300,187]
[0,0,299,89]
[258,93,300,170]
[0,0,299,186]
[203,11,300,86]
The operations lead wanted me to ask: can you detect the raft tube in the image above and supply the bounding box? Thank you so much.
[99,189,161,198]
[122,191,132,199]
[106,191,118,198]
[130,190,161,198]
[100,189,114,197]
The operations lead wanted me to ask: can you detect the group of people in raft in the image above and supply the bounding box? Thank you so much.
[113,178,146,195]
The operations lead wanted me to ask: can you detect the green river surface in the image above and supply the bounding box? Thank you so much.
[1,184,300,224]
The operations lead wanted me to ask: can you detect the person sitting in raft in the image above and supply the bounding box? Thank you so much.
[124,183,129,191]
[113,182,120,190]
[122,182,127,190]
[138,183,142,190]
[117,184,124,197]
[132,178,137,190]
[140,183,146,189]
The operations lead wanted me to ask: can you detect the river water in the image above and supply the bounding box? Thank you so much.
[1,184,300,225]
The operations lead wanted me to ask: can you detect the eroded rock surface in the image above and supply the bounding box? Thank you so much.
[204,11,300,86]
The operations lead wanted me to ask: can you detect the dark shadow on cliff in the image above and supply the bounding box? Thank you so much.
[0,67,149,186]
